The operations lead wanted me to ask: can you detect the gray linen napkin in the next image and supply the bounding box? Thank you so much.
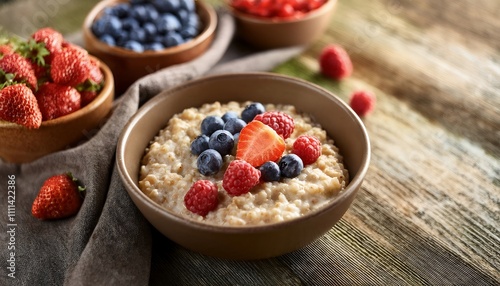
[0,10,304,286]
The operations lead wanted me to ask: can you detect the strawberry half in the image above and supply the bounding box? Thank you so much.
[32,172,85,220]
[0,83,42,129]
[236,120,285,167]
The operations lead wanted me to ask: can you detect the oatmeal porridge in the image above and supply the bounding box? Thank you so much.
[139,101,349,226]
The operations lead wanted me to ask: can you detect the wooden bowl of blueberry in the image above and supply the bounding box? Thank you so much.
[83,0,217,94]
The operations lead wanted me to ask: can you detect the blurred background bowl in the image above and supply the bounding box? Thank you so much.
[82,0,217,94]
[0,57,114,164]
[116,72,370,259]
[229,0,336,49]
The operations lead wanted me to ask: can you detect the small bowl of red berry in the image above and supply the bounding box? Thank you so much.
[228,0,336,49]
[0,28,114,164]
[83,0,217,94]
[116,72,370,259]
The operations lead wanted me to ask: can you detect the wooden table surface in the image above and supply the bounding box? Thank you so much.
[1,0,498,285]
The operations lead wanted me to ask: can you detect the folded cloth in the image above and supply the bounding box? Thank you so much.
[0,10,304,286]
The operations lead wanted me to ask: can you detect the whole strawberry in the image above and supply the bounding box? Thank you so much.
[319,44,353,80]
[36,82,81,120]
[31,27,63,64]
[184,180,219,216]
[32,173,85,220]
[350,90,376,117]
[50,44,91,87]
[78,58,104,106]
[254,111,295,139]
[0,83,42,128]
[223,159,261,196]
[0,44,13,56]
[0,52,38,90]
[292,135,322,165]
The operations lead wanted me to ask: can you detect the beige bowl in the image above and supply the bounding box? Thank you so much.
[229,0,336,49]
[116,72,370,259]
[0,57,114,164]
[83,0,217,94]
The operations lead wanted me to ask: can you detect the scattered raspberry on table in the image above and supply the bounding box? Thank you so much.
[319,44,353,80]
[349,90,376,117]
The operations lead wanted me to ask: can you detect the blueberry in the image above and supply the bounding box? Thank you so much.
[152,0,181,13]
[179,0,195,11]
[200,116,224,136]
[123,40,144,52]
[121,17,140,31]
[176,9,189,24]
[163,32,184,47]
[209,130,234,156]
[92,15,122,38]
[223,118,246,135]
[233,133,240,145]
[99,34,116,46]
[114,29,130,46]
[129,28,146,43]
[190,134,209,155]
[108,3,130,18]
[241,102,265,122]
[144,4,160,22]
[156,14,181,33]
[259,161,281,182]
[145,42,165,51]
[222,111,239,122]
[131,4,149,23]
[180,26,198,39]
[279,154,303,178]
[142,22,158,41]
[197,149,222,176]
[184,13,199,29]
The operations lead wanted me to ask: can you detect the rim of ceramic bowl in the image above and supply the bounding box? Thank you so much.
[0,56,114,129]
[228,0,336,24]
[117,72,370,233]
[83,0,218,58]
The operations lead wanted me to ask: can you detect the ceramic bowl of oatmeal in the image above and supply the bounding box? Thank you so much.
[116,72,370,259]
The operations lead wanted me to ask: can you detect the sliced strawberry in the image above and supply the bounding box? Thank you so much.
[0,83,42,129]
[236,120,285,167]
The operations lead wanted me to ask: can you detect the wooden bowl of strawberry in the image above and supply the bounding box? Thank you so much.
[0,28,114,164]
[116,72,370,259]
[228,0,337,49]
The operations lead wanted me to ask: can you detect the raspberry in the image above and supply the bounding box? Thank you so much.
[184,180,219,216]
[223,160,261,196]
[292,135,322,165]
[349,90,376,116]
[319,44,353,80]
[254,111,295,139]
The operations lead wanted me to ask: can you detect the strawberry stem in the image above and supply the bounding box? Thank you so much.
[66,172,86,198]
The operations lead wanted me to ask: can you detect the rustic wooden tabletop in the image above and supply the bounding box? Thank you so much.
[0,0,498,285]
